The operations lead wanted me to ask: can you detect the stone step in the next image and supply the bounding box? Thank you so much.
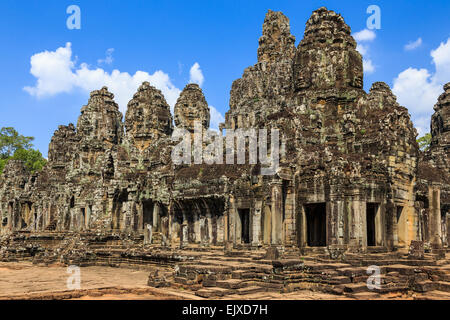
[414,280,450,293]
[327,276,352,285]
[216,279,247,289]
[343,283,369,293]
[195,288,218,298]
[236,286,266,295]
[436,281,450,292]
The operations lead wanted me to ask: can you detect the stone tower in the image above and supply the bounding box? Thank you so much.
[77,87,123,146]
[125,82,173,150]
[174,83,210,133]
[257,9,296,64]
[293,7,363,92]
[429,83,450,174]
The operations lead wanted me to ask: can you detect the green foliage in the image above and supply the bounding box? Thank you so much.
[0,127,46,174]
[0,127,34,159]
[12,148,47,173]
[0,158,7,174]
[417,133,432,151]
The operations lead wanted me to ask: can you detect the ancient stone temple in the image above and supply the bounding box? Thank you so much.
[0,7,449,258]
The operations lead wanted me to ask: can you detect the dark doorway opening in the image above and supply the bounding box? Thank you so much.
[367,203,378,246]
[305,203,326,247]
[238,208,250,244]
[80,208,85,230]
[142,200,154,229]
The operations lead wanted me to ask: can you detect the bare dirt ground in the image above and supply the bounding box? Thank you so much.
[0,261,448,300]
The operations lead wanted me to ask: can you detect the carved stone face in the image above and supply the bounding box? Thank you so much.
[293,52,312,90]
[124,82,173,148]
[347,50,363,89]
[77,87,123,145]
[174,84,210,132]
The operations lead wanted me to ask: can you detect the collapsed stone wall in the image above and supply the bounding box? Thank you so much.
[0,7,448,254]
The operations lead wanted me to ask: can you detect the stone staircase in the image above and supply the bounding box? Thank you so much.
[157,249,450,299]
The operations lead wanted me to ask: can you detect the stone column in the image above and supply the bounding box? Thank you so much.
[144,224,153,245]
[429,186,442,248]
[271,180,283,245]
[180,223,189,248]
[168,202,174,244]
[153,203,160,232]
[252,200,262,246]
[228,196,236,245]
[385,201,395,250]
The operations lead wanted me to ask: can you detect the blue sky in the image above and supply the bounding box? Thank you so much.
[1,0,450,157]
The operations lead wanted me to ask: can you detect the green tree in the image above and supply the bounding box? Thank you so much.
[0,127,34,158]
[417,133,432,151]
[12,148,47,173]
[0,127,46,174]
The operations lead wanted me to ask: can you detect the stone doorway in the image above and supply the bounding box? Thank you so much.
[111,190,128,230]
[366,203,381,246]
[80,208,86,230]
[142,200,154,229]
[237,208,250,244]
[305,203,326,247]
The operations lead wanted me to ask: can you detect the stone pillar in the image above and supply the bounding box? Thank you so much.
[271,181,283,245]
[252,200,262,246]
[181,223,189,248]
[263,204,272,245]
[137,202,144,231]
[446,212,450,248]
[168,203,174,244]
[283,184,295,246]
[107,197,114,230]
[144,224,153,245]
[346,199,366,251]
[86,205,92,229]
[385,201,395,250]
[153,203,160,232]
[429,186,442,248]
[297,205,306,248]
[223,210,229,244]
[228,196,236,244]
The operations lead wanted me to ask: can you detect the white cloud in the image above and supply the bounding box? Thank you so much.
[356,43,368,56]
[431,38,450,84]
[24,43,76,97]
[24,43,181,113]
[363,59,375,74]
[353,29,376,42]
[404,38,422,51]
[209,105,224,131]
[393,38,450,135]
[97,48,114,65]
[353,29,377,74]
[189,62,204,87]
[24,44,225,131]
